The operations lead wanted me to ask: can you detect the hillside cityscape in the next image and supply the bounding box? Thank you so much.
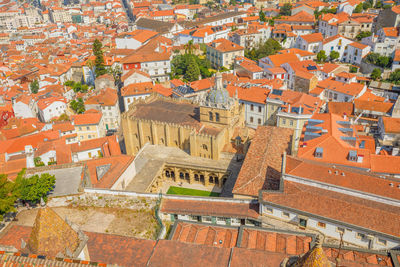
[0,0,400,265]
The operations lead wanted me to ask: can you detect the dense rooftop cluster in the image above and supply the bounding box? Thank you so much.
[1,0,400,265]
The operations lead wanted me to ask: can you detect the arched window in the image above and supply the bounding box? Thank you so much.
[165,170,170,177]
[215,177,219,184]
[202,144,208,151]
[215,113,220,122]
[209,176,214,183]
[209,112,213,121]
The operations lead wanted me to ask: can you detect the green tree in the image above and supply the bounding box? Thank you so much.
[349,66,358,73]
[171,53,212,79]
[0,173,20,221]
[370,68,382,80]
[185,57,201,81]
[329,50,340,61]
[58,113,69,121]
[34,157,44,167]
[375,1,382,8]
[16,173,55,203]
[377,56,389,68]
[356,31,372,41]
[317,50,327,63]
[363,1,372,10]
[30,79,39,94]
[387,69,400,84]
[184,40,195,55]
[259,9,266,22]
[64,80,75,87]
[71,82,89,93]
[108,65,122,82]
[353,3,363,13]
[244,38,282,61]
[93,39,107,78]
[70,98,85,114]
[280,3,292,16]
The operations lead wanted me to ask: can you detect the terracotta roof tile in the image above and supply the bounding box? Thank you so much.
[261,181,400,238]
[233,126,293,197]
[161,199,259,219]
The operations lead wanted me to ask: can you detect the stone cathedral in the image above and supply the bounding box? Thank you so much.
[121,72,245,160]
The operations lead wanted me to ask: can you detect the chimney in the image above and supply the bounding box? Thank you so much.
[25,145,34,168]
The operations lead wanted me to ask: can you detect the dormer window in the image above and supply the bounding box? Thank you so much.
[314,147,323,158]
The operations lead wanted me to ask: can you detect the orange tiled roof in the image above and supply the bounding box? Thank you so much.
[72,110,102,126]
[208,38,244,53]
[261,180,400,238]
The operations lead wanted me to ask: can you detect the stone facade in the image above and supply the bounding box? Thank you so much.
[122,74,245,160]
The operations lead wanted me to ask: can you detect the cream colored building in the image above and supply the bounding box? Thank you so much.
[50,8,72,23]
[73,110,106,141]
[122,73,246,160]
[85,88,120,130]
[206,38,244,69]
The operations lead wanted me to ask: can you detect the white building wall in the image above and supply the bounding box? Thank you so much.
[115,38,142,49]
[123,93,151,111]
[74,147,102,162]
[13,102,35,118]
[40,101,67,122]
[261,203,399,249]
[242,100,265,129]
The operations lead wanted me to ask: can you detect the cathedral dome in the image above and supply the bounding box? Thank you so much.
[206,72,229,105]
[206,87,230,104]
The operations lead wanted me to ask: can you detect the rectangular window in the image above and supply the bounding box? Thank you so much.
[282,212,290,218]
[258,106,262,113]
[317,222,326,228]
[250,104,254,111]
[289,120,294,126]
[282,118,286,125]
[86,126,90,130]
[357,232,365,239]
[377,238,387,246]
[266,207,273,213]
[299,218,307,228]
[250,117,253,123]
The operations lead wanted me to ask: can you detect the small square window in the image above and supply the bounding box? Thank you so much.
[357,232,365,239]
[299,218,307,228]
[318,222,326,228]
[377,238,387,246]
[266,207,273,213]
[282,212,290,218]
